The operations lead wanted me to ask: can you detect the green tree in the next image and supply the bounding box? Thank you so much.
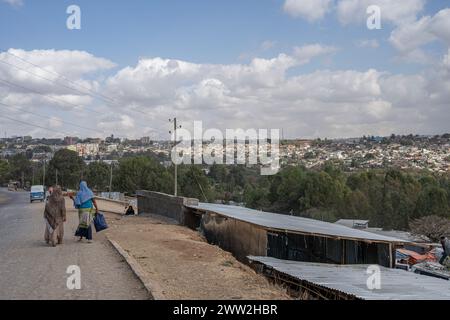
[271,166,306,213]
[47,149,85,189]
[0,159,10,183]
[178,165,214,201]
[244,183,270,210]
[8,154,32,186]
[414,185,449,218]
[85,162,111,191]
[114,156,172,194]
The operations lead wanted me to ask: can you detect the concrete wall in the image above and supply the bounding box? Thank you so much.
[136,190,198,224]
[95,196,132,215]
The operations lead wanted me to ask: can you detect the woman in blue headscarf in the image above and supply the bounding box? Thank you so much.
[72,181,99,243]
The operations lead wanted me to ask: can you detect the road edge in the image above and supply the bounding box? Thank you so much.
[106,236,166,300]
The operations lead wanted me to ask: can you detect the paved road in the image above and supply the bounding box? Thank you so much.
[0,188,150,300]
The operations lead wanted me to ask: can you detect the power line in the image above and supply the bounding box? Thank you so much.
[0,54,169,125]
[0,101,106,134]
[0,113,72,136]
[0,78,104,115]
[0,59,105,102]
[2,50,115,103]
[0,78,168,136]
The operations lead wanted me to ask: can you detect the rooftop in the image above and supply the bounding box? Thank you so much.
[248,256,450,300]
[335,219,369,228]
[365,228,431,243]
[187,203,407,244]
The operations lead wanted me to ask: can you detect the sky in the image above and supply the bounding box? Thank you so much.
[0,0,449,139]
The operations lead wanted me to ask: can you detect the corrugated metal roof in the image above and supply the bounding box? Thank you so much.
[187,203,407,243]
[335,219,369,228]
[248,256,450,300]
[365,228,431,243]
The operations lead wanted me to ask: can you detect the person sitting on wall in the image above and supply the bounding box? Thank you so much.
[125,205,135,216]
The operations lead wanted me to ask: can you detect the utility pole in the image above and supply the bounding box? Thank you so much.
[169,118,181,196]
[42,159,46,187]
[109,161,113,199]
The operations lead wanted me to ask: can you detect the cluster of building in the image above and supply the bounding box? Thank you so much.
[280,134,450,173]
[0,135,172,163]
[1,134,449,173]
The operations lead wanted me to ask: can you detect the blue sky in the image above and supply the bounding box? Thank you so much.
[1,0,446,71]
[0,0,449,139]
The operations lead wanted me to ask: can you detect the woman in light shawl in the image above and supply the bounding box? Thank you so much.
[44,186,66,247]
[72,181,99,243]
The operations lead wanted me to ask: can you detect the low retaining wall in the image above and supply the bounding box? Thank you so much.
[95,196,135,215]
[136,190,198,224]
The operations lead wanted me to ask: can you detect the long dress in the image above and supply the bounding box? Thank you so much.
[44,190,66,246]
[75,198,95,240]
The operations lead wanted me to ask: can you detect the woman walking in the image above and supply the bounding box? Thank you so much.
[44,186,66,247]
[73,181,99,243]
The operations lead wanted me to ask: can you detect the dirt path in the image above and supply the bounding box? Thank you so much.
[104,212,290,300]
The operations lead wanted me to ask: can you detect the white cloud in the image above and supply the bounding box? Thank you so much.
[427,8,450,45]
[280,0,450,67]
[444,49,450,69]
[389,8,450,63]
[0,49,117,137]
[357,39,380,48]
[1,47,449,139]
[101,48,449,138]
[293,44,338,64]
[283,0,425,25]
[283,0,334,22]
[337,0,425,26]
[2,0,23,7]
[0,49,116,106]
[260,40,276,51]
[48,116,63,128]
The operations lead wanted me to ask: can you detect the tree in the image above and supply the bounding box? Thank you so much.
[244,183,270,210]
[8,154,32,186]
[113,156,172,195]
[85,162,111,191]
[271,166,306,213]
[0,159,10,183]
[414,185,449,218]
[409,215,450,242]
[377,170,421,230]
[48,149,85,189]
[178,165,214,201]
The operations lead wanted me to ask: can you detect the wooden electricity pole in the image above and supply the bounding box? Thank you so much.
[169,118,181,196]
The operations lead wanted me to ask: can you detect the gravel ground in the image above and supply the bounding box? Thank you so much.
[104,212,290,300]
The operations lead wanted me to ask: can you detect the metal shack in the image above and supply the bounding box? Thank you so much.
[186,203,407,268]
[247,256,450,300]
[136,191,407,268]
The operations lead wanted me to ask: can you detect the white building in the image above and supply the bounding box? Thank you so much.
[76,143,99,157]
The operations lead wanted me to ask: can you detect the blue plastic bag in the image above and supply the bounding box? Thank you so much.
[93,212,108,232]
